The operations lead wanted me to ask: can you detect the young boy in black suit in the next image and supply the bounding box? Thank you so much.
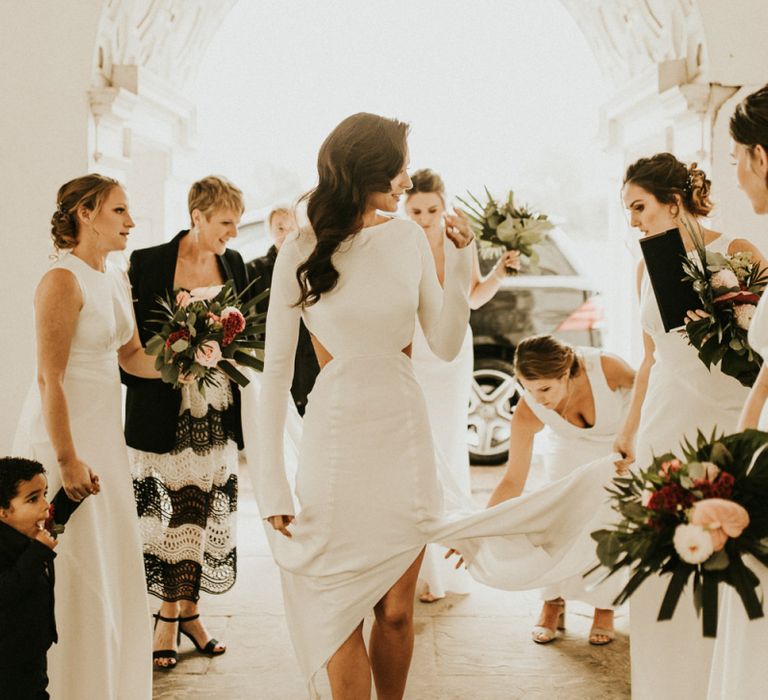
[0,457,58,699]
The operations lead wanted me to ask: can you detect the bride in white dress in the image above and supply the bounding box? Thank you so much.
[613,153,766,700]
[707,83,768,700]
[14,176,154,699]
[405,168,519,603]
[257,113,627,699]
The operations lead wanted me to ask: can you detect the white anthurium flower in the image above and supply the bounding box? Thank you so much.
[673,523,714,564]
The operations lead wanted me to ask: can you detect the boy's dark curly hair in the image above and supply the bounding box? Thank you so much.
[0,457,46,509]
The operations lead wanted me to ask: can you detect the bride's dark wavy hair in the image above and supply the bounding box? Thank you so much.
[296,112,410,307]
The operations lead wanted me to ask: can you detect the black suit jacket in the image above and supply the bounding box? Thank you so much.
[247,246,320,414]
[0,521,57,667]
[123,230,249,453]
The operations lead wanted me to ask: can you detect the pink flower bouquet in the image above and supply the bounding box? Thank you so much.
[591,429,768,636]
[144,280,267,391]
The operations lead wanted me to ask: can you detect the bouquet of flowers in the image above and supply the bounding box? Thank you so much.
[457,187,553,267]
[681,218,768,387]
[144,281,267,391]
[44,488,86,538]
[591,429,768,636]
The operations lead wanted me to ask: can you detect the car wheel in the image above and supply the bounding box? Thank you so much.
[467,357,520,465]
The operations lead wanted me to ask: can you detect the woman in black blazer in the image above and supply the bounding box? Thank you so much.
[125,176,248,669]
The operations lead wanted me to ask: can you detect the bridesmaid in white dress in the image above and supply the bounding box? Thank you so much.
[487,335,633,645]
[405,168,519,603]
[708,83,768,700]
[14,175,155,699]
[612,154,766,700]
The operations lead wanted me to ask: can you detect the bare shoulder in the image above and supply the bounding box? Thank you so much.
[35,267,82,307]
[727,236,765,259]
[512,397,544,432]
[599,352,636,390]
[634,258,646,297]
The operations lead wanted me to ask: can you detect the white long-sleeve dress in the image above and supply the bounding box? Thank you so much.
[630,235,749,700]
[707,285,768,699]
[256,219,621,696]
[13,254,152,700]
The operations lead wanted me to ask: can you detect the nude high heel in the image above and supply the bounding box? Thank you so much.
[531,599,565,644]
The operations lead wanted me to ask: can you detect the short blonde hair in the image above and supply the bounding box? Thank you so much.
[268,206,295,227]
[188,175,245,224]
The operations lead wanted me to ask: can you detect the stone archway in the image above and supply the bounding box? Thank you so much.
[1,0,767,450]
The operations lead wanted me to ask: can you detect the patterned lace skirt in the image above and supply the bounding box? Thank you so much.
[130,371,238,601]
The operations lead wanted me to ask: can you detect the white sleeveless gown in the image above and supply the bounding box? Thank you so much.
[13,254,152,699]
[707,284,768,699]
[256,219,623,696]
[525,346,630,607]
[630,236,749,700]
[412,317,474,599]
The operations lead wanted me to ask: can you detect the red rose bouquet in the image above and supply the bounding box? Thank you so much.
[591,430,768,636]
[144,281,267,391]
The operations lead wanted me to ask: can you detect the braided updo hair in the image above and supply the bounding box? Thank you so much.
[51,174,120,250]
[623,153,713,217]
[513,335,580,381]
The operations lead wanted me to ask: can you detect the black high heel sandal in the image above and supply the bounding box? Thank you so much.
[152,613,180,669]
[177,613,226,656]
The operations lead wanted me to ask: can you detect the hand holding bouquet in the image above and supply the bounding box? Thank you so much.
[681,218,768,386]
[457,187,553,270]
[591,429,768,636]
[144,281,267,391]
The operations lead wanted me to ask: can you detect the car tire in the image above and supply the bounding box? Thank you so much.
[467,357,520,466]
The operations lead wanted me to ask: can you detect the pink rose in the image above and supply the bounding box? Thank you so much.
[690,498,750,551]
[175,290,192,308]
[194,340,222,368]
[189,285,224,302]
[660,459,682,478]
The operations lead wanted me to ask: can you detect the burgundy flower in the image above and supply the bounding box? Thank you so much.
[646,483,695,513]
[165,329,190,349]
[693,471,735,500]
[221,309,246,347]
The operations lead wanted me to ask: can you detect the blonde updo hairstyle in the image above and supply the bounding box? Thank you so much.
[623,152,713,218]
[51,174,120,251]
[513,334,580,381]
[188,175,245,226]
[407,168,446,205]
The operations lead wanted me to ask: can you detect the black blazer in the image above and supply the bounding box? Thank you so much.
[0,521,57,666]
[123,230,249,453]
[247,246,320,414]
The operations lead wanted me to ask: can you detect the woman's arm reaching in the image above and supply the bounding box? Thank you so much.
[414,216,473,361]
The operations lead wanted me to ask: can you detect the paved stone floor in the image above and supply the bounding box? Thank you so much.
[153,463,630,699]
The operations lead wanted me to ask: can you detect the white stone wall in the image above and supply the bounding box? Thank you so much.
[0,0,102,453]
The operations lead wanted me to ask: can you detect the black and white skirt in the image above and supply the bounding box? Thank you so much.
[130,371,238,601]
